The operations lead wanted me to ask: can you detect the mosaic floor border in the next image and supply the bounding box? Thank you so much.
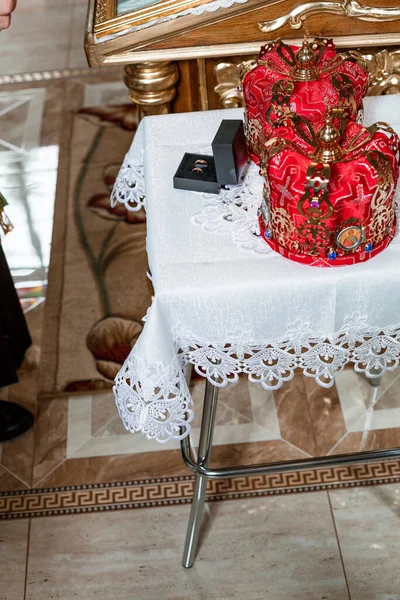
[1,459,399,520]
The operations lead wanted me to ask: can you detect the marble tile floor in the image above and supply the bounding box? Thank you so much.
[0,74,399,600]
[22,366,400,490]
[2,362,400,491]
[0,77,136,491]
[1,76,400,494]
[0,78,127,291]
[1,0,90,76]
[1,485,400,599]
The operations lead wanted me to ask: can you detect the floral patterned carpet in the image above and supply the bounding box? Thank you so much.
[40,100,152,396]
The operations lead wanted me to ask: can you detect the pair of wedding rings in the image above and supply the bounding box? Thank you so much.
[191,159,208,174]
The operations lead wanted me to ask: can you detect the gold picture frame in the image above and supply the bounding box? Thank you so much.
[94,0,216,37]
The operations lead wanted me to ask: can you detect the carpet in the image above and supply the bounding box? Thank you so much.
[40,101,152,396]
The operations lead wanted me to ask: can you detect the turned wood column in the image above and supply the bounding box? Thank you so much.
[123,61,179,119]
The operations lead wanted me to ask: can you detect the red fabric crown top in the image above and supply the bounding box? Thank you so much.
[242,38,369,164]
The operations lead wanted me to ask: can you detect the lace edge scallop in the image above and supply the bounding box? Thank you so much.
[113,319,400,442]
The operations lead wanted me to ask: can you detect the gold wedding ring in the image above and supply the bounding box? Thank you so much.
[194,159,208,167]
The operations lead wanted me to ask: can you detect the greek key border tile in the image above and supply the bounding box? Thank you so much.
[1,460,399,519]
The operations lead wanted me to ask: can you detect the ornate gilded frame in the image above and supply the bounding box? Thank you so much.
[86,0,400,66]
[94,0,216,37]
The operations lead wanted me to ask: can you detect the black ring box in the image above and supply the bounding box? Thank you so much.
[173,153,220,194]
[212,119,248,185]
[173,120,248,195]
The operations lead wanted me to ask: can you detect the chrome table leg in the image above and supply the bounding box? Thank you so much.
[179,373,400,568]
[368,376,381,388]
[182,378,219,568]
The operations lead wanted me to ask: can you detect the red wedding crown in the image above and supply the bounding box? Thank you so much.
[241,38,369,164]
[258,114,400,267]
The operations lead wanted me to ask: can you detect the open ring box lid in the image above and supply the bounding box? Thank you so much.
[173,119,248,194]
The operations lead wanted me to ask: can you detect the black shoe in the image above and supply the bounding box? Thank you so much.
[0,400,34,442]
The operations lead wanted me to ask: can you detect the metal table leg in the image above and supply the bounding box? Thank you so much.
[182,378,219,568]
[180,378,400,568]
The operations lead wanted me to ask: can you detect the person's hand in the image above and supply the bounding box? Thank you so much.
[0,0,17,30]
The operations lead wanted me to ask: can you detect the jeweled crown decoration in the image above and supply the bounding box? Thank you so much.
[242,38,368,165]
[242,37,400,267]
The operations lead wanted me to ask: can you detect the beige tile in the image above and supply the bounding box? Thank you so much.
[330,485,400,599]
[0,465,28,492]
[0,88,47,172]
[249,383,280,436]
[210,438,310,468]
[91,393,120,436]
[32,397,68,486]
[68,4,89,69]
[0,6,71,75]
[192,420,279,447]
[190,376,279,447]
[335,368,370,432]
[0,427,34,488]
[40,81,64,149]
[0,519,29,600]
[303,377,347,456]
[92,415,128,437]
[26,493,348,600]
[1,170,57,276]
[66,392,181,459]
[274,373,317,456]
[34,448,187,487]
[375,370,400,410]
[335,369,400,434]
[329,428,400,455]
[192,400,250,430]
[82,80,130,109]
[216,376,255,421]
[190,376,253,428]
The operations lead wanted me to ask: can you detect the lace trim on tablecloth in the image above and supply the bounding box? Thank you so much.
[111,151,145,212]
[114,355,193,443]
[110,144,214,212]
[195,161,400,253]
[192,162,269,253]
[114,313,400,441]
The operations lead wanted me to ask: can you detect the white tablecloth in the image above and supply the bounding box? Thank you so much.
[112,98,400,443]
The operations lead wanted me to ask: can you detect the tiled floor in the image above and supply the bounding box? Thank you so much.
[1,78,400,481]
[1,485,400,599]
[1,0,89,75]
[0,7,400,598]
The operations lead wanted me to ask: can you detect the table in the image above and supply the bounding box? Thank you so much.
[112,98,400,567]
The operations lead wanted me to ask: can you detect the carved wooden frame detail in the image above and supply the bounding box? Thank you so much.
[259,1,400,33]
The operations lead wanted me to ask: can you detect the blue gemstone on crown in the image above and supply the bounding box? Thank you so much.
[365,243,373,253]
[328,251,337,260]
[265,229,271,239]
